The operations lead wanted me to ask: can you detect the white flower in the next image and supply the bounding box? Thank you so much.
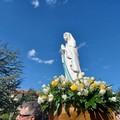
[94,81,101,86]
[42,84,46,89]
[81,72,85,76]
[101,81,106,85]
[77,91,82,96]
[53,76,57,79]
[80,79,84,83]
[84,80,90,86]
[38,96,44,104]
[107,86,112,91]
[75,80,80,86]
[99,89,106,95]
[112,92,115,95]
[109,97,117,102]
[62,81,66,85]
[62,94,67,100]
[82,89,89,96]
[48,93,54,102]
[43,87,49,94]
[59,75,65,81]
[89,86,94,92]
[86,77,90,80]
[55,78,59,82]
[78,72,84,79]
[78,87,83,92]
[91,77,95,80]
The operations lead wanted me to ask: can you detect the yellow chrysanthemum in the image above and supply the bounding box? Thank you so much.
[91,83,97,88]
[100,84,106,90]
[79,83,84,88]
[52,81,58,87]
[70,84,78,91]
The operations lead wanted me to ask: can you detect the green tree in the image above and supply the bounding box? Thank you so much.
[116,88,120,111]
[23,88,39,102]
[0,42,23,120]
[116,88,120,97]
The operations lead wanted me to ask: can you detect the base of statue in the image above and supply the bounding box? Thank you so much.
[48,106,116,120]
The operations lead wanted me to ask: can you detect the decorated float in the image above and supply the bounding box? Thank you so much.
[38,32,120,120]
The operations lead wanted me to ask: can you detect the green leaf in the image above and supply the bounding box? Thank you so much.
[54,103,60,116]
[91,101,97,109]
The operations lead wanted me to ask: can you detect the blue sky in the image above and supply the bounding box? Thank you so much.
[0,0,120,91]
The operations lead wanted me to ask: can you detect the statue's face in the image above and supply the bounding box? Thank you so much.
[63,33,69,42]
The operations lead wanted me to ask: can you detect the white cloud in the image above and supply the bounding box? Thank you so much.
[28,49,54,65]
[77,42,87,49]
[28,49,36,57]
[82,68,88,71]
[44,60,54,64]
[31,0,39,8]
[31,57,54,64]
[46,0,57,6]
[63,0,68,4]
[103,65,110,69]
[31,57,42,63]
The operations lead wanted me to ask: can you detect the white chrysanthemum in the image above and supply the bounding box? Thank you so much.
[78,72,84,79]
[94,81,101,86]
[86,77,90,80]
[78,87,83,92]
[99,89,106,95]
[89,86,94,92]
[112,92,115,94]
[101,81,106,85]
[77,91,82,96]
[62,81,66,85]
[81,72,85,76]
[42,84,46,89]
[62,94,67,100]
[54,78,59,82]
[43,87,49,94]
[84,80,90,86]
[75,80,80,86]
[53,76,57,79]
[59,75,65,81]
[91,77,95,80]
[107,86,112,91]
[80,79,84,83]
[48,93,54,102]
[38,96,44,104]
[109,97,117,102]
[82,89,89,96]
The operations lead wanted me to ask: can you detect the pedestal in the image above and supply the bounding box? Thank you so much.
[48,106,116,120]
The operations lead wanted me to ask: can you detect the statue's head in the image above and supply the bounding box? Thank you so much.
[63,32,76,47]
[63,32,70,42]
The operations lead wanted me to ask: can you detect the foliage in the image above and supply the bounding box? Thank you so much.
[0,113,9,120]
[23,88,39,102]
[38,73,120,116]
[116,88,120,111]
[0,42,23,115]
[116,88,120,97]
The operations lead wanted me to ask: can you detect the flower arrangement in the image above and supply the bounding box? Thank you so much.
[38,72,120,116]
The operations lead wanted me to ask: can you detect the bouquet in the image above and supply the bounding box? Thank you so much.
[38,72,120,116]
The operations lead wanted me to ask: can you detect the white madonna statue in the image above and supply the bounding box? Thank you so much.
[61,32,81,81]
